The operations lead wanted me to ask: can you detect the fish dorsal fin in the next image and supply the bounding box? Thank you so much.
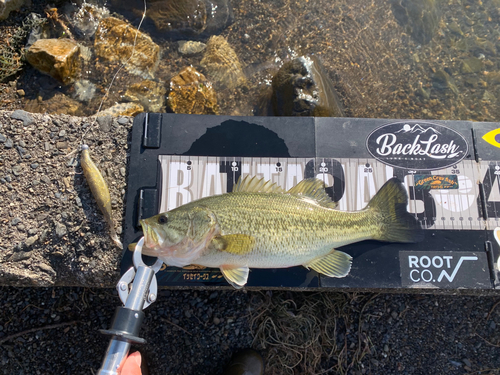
[232,176,285,193]
[220,265,249,289]
[287,178,338,209]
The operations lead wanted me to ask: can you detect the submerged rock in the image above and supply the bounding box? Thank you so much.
[111,0,233,40]
[97,102,144,117]
[124,80,166,112]
[432,69,458,95]
[25,93,82,115]
[167,66,219,115]
[270,55,344,117]
[94,17,160,79]
[0,0,26,21]
[73,79,96,102]
[200,35,245,89]
[71,3,110,39]
[26,39,80,85]
[391,0,442,44]
[178,40,206,55]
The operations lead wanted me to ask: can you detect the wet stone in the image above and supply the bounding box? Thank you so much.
[269,55,344,117]
[26,39,81,85]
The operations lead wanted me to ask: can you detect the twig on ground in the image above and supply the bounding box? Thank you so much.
[0,321,79,345]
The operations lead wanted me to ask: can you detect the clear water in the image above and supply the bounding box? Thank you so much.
[4,0,500,122]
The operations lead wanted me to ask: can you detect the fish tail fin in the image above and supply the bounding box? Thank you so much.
[368,178,423,243]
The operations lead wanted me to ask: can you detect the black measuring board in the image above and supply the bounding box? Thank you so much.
[123,113,499,290]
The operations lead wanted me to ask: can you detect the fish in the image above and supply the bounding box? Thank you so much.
[80,144,122,248]
[139,176,422,288]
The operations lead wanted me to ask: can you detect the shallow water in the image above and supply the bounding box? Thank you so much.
[2,0,500,122]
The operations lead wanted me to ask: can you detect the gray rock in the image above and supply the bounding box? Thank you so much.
[462,358,472,367]
[11,110,34,126]
[117,117,129,125]
[4,138,13,148]
[11,217,22,226]
[41,175,51,184]
[55,222,67,237]
[0,134,6,142]
[9,251,33,262]
[30,163,39,169]
[38,263,55,275]
[0,178,5,184]
[97,115,112,132]
[5,175,11,182]
[18,140,25,147]
[25,235,38,246]
[12,165,22,176]
[119,167,126,177]
[58,129,66,137]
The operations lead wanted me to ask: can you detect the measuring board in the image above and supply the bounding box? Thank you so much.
[123,113,500,290]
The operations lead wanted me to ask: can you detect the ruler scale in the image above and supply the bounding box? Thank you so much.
[157,155,486,231]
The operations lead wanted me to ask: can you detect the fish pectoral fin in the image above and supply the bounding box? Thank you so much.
[220,266,249,289]
[210,234,255,255]
[305,250,352,278]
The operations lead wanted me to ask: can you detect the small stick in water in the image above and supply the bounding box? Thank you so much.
[80,144,123,248]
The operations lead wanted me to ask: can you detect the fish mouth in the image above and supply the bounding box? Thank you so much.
[140,220,165,250]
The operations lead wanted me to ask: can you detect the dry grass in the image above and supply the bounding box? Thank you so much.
[249,291,379,375]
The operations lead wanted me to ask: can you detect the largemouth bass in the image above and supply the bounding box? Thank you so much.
[140,176,422,288]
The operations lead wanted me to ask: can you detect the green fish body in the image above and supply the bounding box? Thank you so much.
[140,176,422,288]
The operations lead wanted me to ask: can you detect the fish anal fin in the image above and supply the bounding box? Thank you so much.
[305,250,352,278]
[287,178,337,209]
[233,176,285,193]
[210,234,255,255]
[220,265,249,289]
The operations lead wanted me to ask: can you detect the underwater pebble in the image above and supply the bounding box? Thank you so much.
[178,40,206,55]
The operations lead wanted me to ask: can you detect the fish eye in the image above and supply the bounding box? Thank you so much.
[158,215,168,224]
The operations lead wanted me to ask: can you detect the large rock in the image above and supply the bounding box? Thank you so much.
[167,66,219,114]
[110,0,233,40]
[123,80,166,112]
[391,0,442,44]
[270,55,344,117]
[94,17,160,79]
[200,35,245,89]
[0,0,27,21]
[25,38,80,85]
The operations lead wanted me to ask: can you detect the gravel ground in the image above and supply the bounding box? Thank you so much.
[1,287,500,374]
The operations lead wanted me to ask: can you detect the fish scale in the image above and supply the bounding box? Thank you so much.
[194,192,376,268]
